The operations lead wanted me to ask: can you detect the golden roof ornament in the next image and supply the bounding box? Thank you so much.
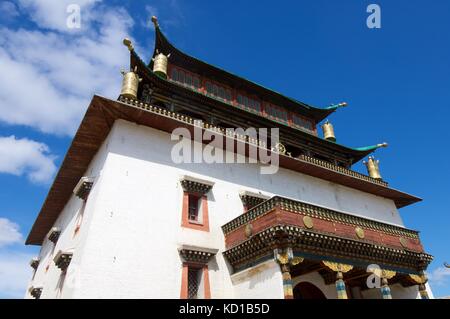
[151,15,159,28]
[152,50,171,79]
[122,38,134,51]
[321,120,336,142]
[120,66,142,100]
[364,156,382,180]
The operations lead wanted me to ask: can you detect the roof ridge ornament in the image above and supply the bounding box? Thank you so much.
[122,38,133,51]
[326,102,347,110]
[151,15,159,28]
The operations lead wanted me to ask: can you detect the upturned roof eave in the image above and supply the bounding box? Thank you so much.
[149,25,335,123]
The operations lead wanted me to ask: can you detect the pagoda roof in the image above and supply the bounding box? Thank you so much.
[131,48,386,164]
[148,20,342,124]
[26,95,421,245]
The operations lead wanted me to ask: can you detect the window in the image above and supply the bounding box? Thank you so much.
[188,194,200,222]
[237,93,261,113]
[180,178,213,232]
[292,114,314,132]
[265,103,288,123]
[171,68,178,81]
[180,263,211,299]
[188,268,201,299]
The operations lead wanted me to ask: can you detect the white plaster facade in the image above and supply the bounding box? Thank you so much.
[25,119,431,299]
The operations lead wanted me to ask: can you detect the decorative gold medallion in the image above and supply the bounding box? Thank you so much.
[302,216,314,229]
[244,224,253,238]
[399,237,408,248]
[355,227,365,239]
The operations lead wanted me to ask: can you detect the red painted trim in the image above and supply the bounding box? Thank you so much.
[203,265,211,299]
[180,263,189,299]
[181,192,210,232]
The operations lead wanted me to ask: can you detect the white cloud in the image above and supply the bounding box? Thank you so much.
[17,0,100,32]
[0,251,34,298]
[0,218,23,248]
[428,266,450,287]
[0,1,136,135]
[0,1,20,19]
[0,136,57,183]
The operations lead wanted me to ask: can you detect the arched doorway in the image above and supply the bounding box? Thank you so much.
[293,282,327,299]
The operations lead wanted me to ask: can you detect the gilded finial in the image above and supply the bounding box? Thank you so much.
[364,156,382,180]
[123,38,133,51]
[151,16,159,28]
[377,142,388,148]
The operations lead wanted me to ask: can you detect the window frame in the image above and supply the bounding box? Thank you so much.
[181,191,209,232]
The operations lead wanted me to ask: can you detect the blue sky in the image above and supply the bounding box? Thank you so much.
[0,0,449,298]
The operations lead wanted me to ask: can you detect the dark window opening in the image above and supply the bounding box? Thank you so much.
[188,194,200,222]
[188,267,201,299]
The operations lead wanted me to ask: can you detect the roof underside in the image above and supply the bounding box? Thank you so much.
[26,95,421,245]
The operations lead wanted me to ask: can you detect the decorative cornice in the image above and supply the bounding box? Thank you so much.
[46,227,61,244]
[239,192,269,209]
[178,245,218,264]
[73,176,94,200]
[180,176,214,195]
[53,250,73,271]
[30,257,40,270]
[222,196,420,239]
[297,155,388,187]
[223,226,433,273]
[29,287,43,299]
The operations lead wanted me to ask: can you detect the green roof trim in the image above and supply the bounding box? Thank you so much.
[353,143,389,152]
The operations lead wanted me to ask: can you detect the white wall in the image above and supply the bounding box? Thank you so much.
[231,260,284,299]
[26,119,417,298]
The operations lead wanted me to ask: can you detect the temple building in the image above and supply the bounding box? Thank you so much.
[25,17,433,299]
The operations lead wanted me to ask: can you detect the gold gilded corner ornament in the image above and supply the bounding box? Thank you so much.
[408,274,427,285]
[322,261,353,273]
[302,216,314,229]
[381,269,396,280]
[355,227,365,239]
[276,252,290,265]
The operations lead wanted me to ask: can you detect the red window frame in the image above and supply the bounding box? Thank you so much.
[180,263,211,299]
[181,191,209,232]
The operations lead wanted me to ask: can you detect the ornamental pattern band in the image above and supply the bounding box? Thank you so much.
[222,196,420,239]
